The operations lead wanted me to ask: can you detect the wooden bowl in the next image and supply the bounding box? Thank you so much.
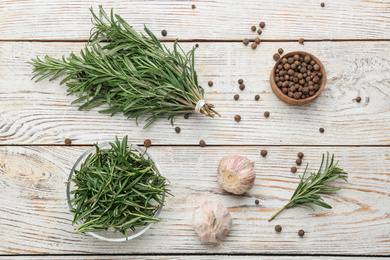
[270,51,326,105]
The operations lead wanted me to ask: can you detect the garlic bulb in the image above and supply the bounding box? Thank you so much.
[192,201,232,243]
[217,155,256,195]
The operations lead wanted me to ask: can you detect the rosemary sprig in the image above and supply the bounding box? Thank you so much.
[268,153,348,222]
[28,6,219,128]
[69,136,170,239]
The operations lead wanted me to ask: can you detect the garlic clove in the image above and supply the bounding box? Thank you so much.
[192,201,232,243]
[217,155,256,195]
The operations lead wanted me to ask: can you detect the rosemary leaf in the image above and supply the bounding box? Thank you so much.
[268,153,348,222]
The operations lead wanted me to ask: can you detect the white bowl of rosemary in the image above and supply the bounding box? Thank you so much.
[66,136,170,242]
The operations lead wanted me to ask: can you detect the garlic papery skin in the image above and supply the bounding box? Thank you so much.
[217,155,256,195]
[192,201,232,243]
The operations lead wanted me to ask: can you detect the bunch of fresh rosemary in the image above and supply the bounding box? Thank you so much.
[69,136,170,239]
[29,6,218,128]
[268,153,348,222]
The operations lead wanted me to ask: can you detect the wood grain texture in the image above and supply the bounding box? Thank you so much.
[0,0,390,41]
[1,41,389,145]
[3,256,387,260]
[0,145,389,255]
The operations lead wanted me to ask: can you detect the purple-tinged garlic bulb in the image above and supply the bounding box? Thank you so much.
[217,155,256,195]
[192,201,232,243]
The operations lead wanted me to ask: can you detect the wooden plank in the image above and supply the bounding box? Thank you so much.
[0,145,389,255]
[0,0,389,41]
[2,256,384,260]
[1,41,390,145]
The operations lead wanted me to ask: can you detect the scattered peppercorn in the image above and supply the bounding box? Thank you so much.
[259,22,265,28]
[243,38,250,46]
[161,30,167,36]
[291,166,297,173]
[255,199,259,205]
[261,150,268,157]
[275,225,282,232]
[255,94,260,101]
[257,29,262,35]
[278,48,284,55]
[255,37,261,44]
[184,113,190,119]
[319,127,324,133]
[251,43,257,50]
[356,96,361,103]
[298,230,305,237]
[321,2,325,7]
[192,4,196,9]
[296,158,302,166]
[238,79,244,84]
[251,26,256,31]
[199,140,206,147]
[195,43,199,48]
[298,152,304,159]
[273,53,280,61]
[264,111,270,118]
[65,138,72,145]
[239,83,245,90]
[175,126,181,133]
[208,81,213,87]
[299,38,304,45]
[144,139,152,147]
[234,94,239,100]
[234,115,241,122]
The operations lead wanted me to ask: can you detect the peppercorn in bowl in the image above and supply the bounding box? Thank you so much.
[66,136,170,242]
[270,51,326,105]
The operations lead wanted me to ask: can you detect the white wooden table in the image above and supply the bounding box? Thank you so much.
[1,0,390,259]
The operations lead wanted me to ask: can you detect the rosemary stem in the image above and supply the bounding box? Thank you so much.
[268,203,289,222]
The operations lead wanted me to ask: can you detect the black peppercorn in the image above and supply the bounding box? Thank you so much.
[264,111,270,118]
[321,2,325,7]
[275,225,282,232]
[319,127,324,133]
[238,79,244,84]
[299,38,304,45]
[356,96,361,102]
[278,48,283,54]
[251,25,256,31]
[259,22,265,28]
[243,38,250,46]
[296,158,302,166]
[175,126,181,133]
[251,43,257,49]
[199,140,206,147]
[195,43,199,48]
[298,152,304,158]
[65,138,72,145]
[255,199,259,205]
[255,94,260,101]
[298,230,305,237]
[255,37,261,44]
[161,30,167,36]
[184,113,189,119]
[239,83,245,90]
[291,166,297,173]
[234,94,239,100]
[192,4,196,9]
[234,115,241,122]
[144,139,152,147]
[208,80,213,87]
[257,29,262,35]
[273,53,280,61]
[261,150,268,157]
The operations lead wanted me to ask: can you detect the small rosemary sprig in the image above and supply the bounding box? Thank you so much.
[268,153,348,222]
[28,6,219,128]
[69,136,170,239]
